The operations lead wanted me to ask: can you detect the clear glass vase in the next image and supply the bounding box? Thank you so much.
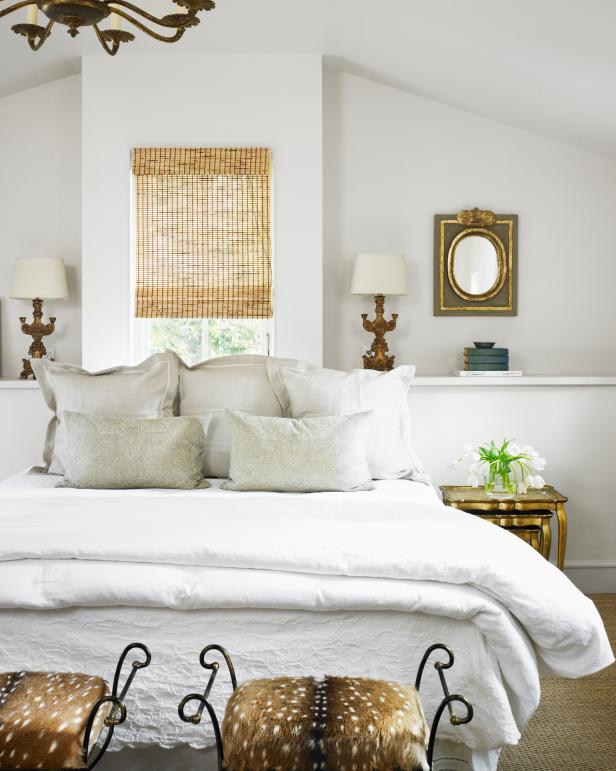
[485,469,516,499]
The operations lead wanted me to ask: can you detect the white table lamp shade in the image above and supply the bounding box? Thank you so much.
[11,258,69,300]
[351,253,407,296]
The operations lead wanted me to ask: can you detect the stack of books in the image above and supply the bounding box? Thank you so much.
[465,346,509,371]
[453,345,523,377]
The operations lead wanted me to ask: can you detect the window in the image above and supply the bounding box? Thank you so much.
[131,147,273,363]
[134,317,271,365]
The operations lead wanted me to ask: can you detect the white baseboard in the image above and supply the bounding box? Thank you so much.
[564,560,616,593]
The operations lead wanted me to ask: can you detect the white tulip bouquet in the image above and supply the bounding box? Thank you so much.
[453,439,547,497]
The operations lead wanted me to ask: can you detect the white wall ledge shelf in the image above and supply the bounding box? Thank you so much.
[1,375,616,391]
[0,379,39,389]
[413,375,616,387]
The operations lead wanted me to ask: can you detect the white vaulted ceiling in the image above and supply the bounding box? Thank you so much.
[1,0,615,158]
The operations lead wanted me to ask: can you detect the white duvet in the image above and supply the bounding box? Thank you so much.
[0,472,612,760]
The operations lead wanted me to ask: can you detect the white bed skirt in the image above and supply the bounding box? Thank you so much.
[0,606,504,770]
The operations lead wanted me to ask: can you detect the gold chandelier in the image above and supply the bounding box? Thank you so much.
[0,0,215,55]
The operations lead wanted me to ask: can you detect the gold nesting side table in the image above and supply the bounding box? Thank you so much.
[440,485,568,570]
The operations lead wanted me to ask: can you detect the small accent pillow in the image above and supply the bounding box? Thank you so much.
[178,354,317,478]
[278,366,427,481]
[221,410,373,493]
[32,352,179,476]
[60,413,209,490]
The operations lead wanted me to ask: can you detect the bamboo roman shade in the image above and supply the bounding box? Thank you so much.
[132,147,272,319]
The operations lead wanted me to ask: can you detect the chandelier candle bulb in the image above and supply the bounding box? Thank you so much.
[26,4,38,24]
[111,11,121,30]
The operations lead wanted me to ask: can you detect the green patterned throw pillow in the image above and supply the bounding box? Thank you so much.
[60,412,210,490]
[221,410,374,493]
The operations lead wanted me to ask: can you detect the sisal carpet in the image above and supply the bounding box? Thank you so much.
[498,594,616,771]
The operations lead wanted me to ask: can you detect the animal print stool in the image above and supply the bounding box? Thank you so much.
[179,643,473,771]
[0,643,150,770]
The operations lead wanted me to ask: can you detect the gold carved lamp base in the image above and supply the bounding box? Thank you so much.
[19,358,35,380]
[18,298,56,380]
[361,294,398,371]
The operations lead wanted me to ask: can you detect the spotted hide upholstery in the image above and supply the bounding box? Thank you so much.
[222,675,430,771]
[0,671,108,769]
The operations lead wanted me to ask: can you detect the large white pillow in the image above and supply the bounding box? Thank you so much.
[32,352,179,475]
[278,365,427,481]
[178,354,315,477]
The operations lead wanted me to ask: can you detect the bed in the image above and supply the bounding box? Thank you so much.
[0,469,612,771]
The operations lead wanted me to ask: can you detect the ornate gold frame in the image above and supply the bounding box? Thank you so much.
[447,228,507,302]
[434,209,517,315]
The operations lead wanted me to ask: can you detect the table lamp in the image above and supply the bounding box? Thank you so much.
[351,253,407,371]
[11,258,69,380]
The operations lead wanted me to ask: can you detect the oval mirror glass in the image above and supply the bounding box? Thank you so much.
[452,235,499,296]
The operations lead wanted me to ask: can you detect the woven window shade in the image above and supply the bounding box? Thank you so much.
[132,147,272,319]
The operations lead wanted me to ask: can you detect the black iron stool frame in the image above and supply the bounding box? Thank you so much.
[81,642,151,770]
[178,642,473,771]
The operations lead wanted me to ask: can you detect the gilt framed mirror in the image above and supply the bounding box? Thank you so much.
[434,209,517,315]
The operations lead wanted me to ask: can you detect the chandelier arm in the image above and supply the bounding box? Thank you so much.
[0,1,35,20]
[107,8,187,42]
[94,22,119,55]
[28,18,53,48]
[105,1,195,28]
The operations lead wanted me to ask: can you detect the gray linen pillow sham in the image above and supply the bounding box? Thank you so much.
[221,410,374,493]
[32,352,179,476]
[60,412,209,490]
[177,354,317,478]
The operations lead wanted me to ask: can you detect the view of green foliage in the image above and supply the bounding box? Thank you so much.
[208,319,262,357]
[150,319,203,364]
[150,318,263,365]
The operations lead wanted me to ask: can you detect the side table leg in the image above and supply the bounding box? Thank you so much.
[541,519,552,561]
[555,503,567,571]
[530,530,540,552]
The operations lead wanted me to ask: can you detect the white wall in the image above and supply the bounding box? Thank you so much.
[0,76,82,377]
[0,385,48,472]
[82,54,323,371]
[323,71,616,374]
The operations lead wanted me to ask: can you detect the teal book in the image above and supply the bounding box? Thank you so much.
[464,362,509,371]
[465,356,509,366]
[464,347,509,356]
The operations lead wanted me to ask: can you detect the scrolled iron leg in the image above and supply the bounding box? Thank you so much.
[415,643,474,770]
[83,642,152,770]
[199,643,238,692]
[426,693,473,770]
[178,644,237,771]
[179,693,225,771]
[415,643,455,691]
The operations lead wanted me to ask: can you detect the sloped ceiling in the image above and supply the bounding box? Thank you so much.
[1,0,615,159]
